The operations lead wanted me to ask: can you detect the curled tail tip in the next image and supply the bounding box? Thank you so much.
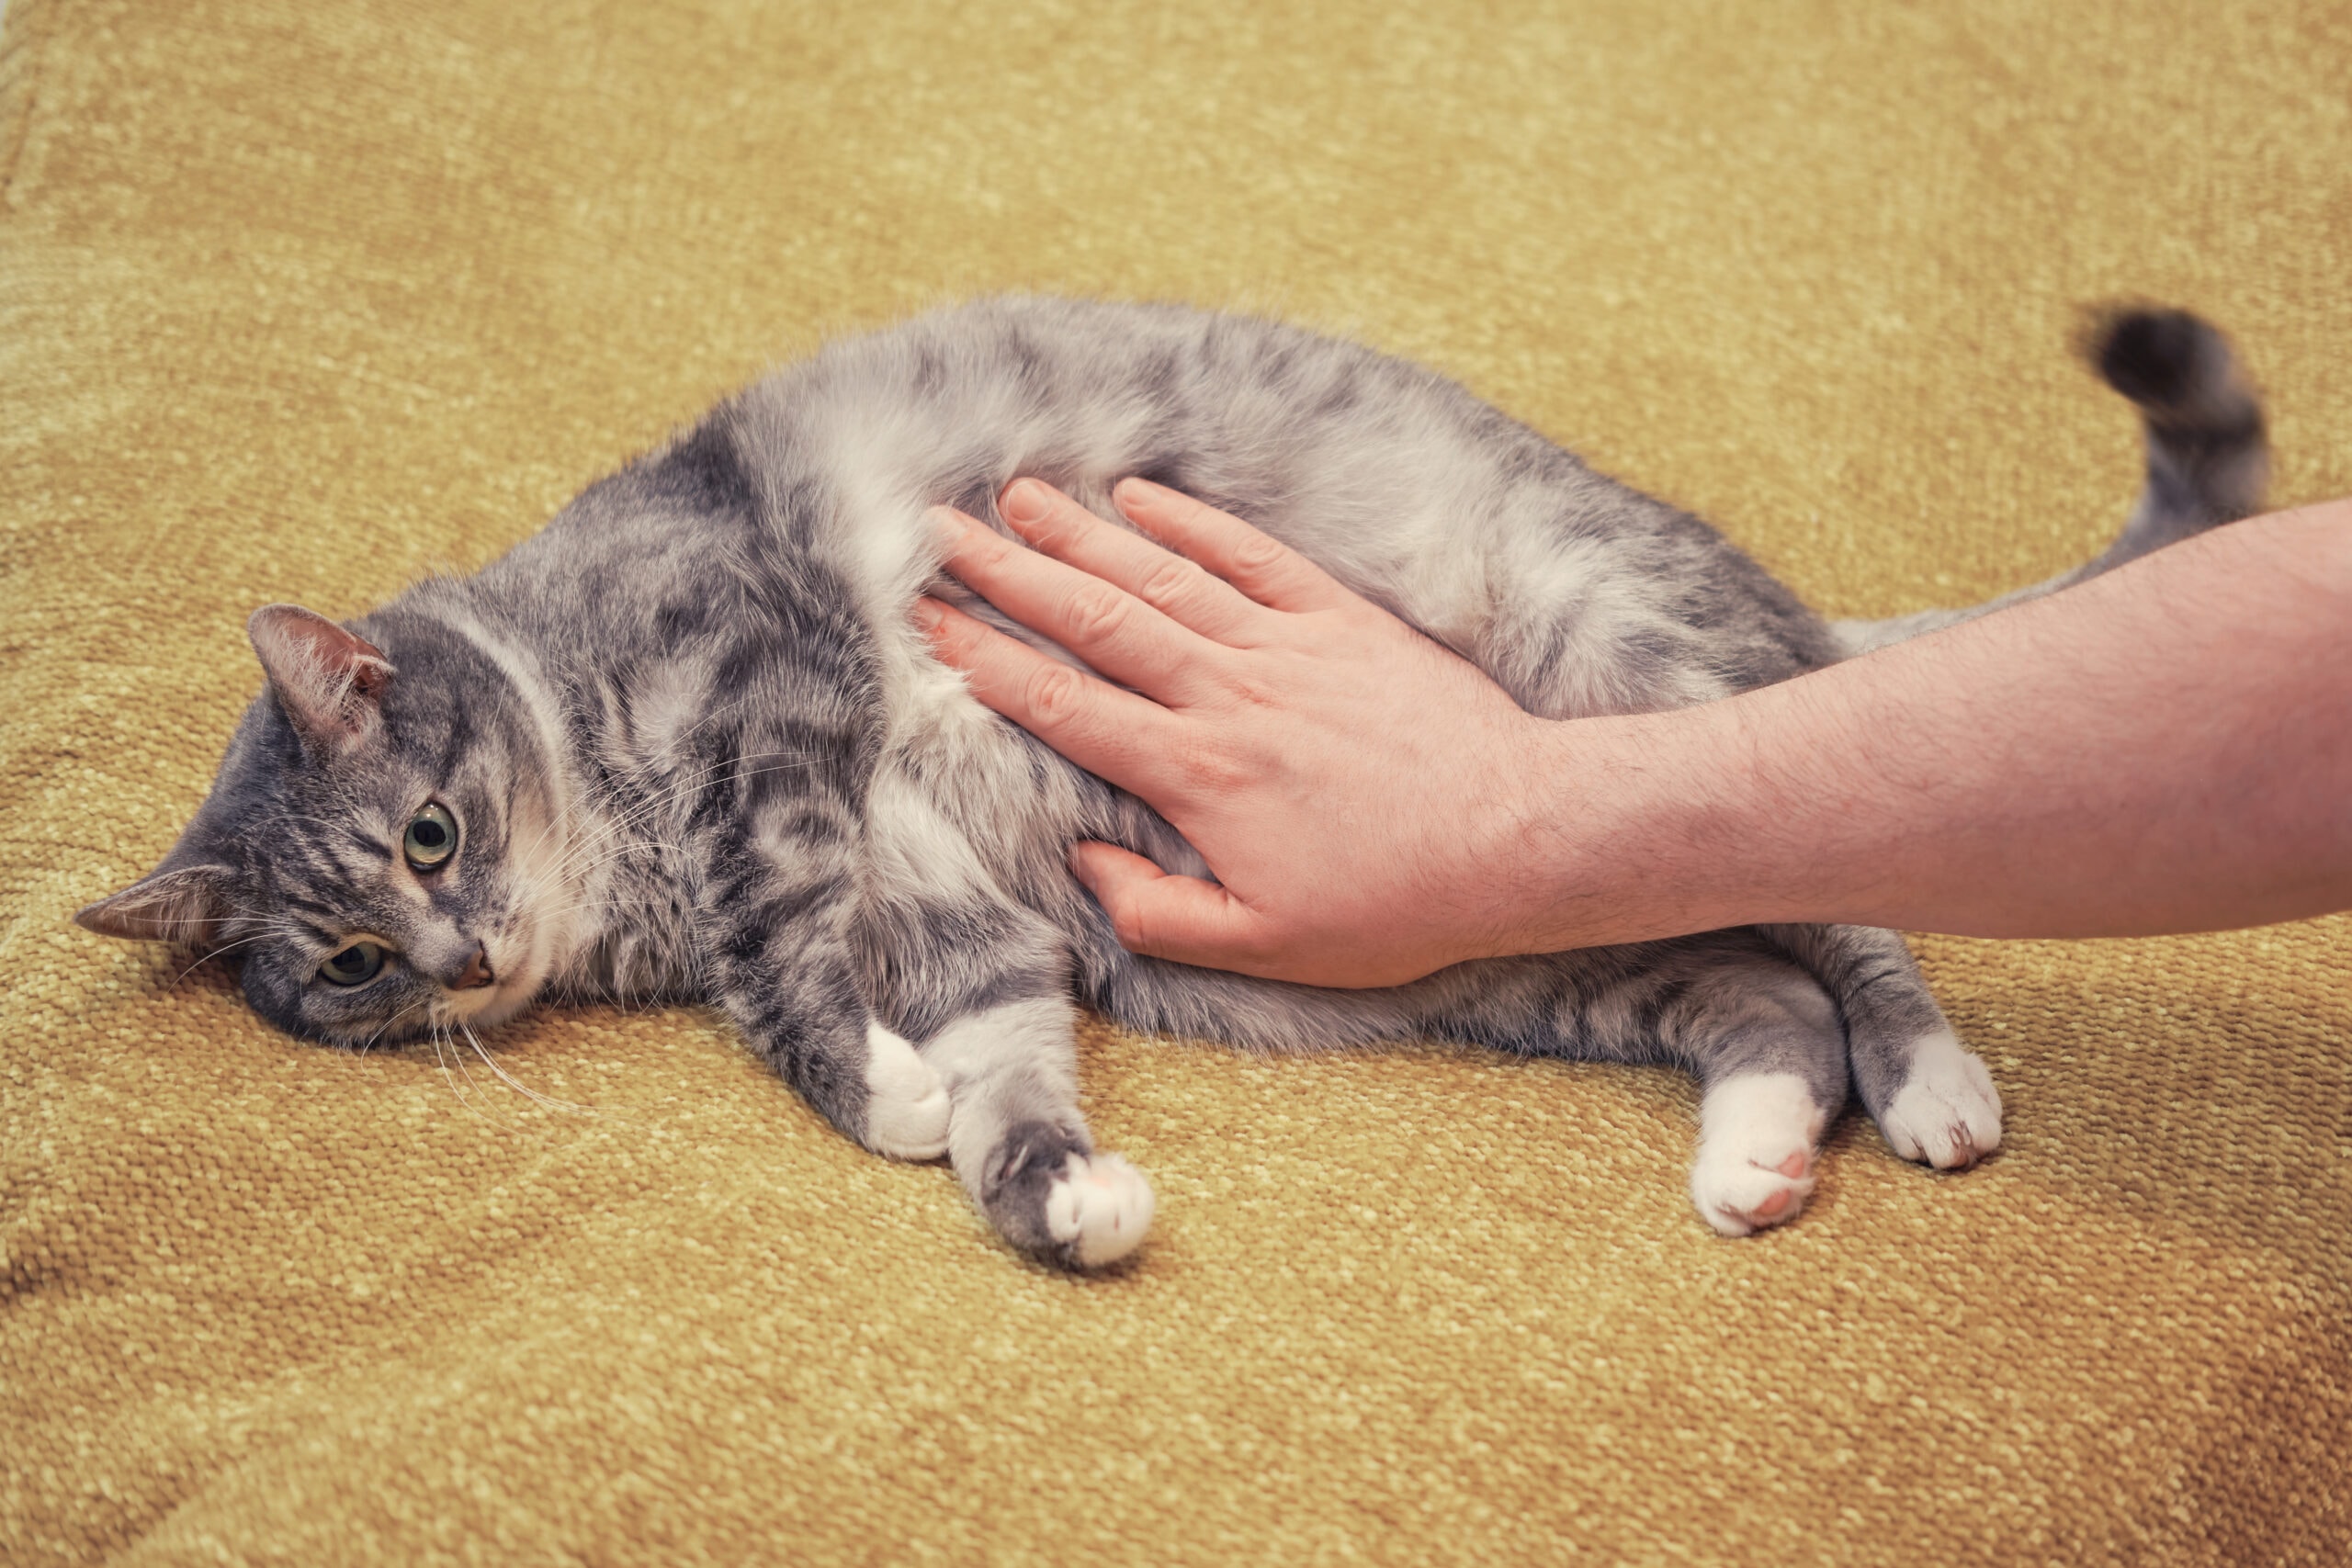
[2081,302,2269,530]
[2079,304,2255,427]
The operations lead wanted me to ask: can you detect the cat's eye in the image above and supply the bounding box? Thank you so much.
[403,803,458,872]
[319,942,387,987]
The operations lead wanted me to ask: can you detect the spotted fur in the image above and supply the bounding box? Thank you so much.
[77,299,2264,1263]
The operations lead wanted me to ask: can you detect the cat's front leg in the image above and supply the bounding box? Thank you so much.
[718,972,953,1161]
[922,997,1153,1269]
[702,878,951,1162]
[854,1019,956,1160]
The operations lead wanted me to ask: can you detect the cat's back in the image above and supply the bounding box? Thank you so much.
[475,297,1833,725]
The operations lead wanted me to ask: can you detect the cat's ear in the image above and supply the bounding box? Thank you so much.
[75,850,236,948]
[247,604,395,757]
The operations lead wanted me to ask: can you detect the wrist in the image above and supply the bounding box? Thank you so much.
[1485,705,1767,953]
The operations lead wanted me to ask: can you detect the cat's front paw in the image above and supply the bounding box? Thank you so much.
[1876,1030,2003,1169]
[863,1021,952,1160]
[1043,1152,1155,1268]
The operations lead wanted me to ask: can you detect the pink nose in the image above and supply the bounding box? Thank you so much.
[451,943,495,990]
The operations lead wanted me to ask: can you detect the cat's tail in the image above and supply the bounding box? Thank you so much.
[2085,304,2270,550]
[1833,306,2269,657]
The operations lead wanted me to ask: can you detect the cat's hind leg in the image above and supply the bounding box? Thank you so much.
[1645,939,1854,1235]
[921,998,1154,1269]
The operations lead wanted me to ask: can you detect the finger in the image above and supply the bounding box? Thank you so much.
[998,479,1261,641]
[1111,477,1350,614]
[931,507,1221,702]
[1067,841,1277,972]
[914,597,1182,794]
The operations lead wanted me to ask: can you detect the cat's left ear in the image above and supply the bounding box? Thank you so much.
[247,604,395,758]
[75,840,236,948]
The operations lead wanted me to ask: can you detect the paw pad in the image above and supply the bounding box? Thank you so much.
[1690,1150,1816,1236]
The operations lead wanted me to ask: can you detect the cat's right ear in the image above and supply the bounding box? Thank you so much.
[247,604,395,758]
[74,851,235,948]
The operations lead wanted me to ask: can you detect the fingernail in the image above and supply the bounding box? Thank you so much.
[1001,479,1048,525]
[1114,477,1163,508]
[910,596,945,631]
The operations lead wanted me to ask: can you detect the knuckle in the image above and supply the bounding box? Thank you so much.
[1109,900,1156,953]
[1137,557,1206,610]
[1022,661,1089,725]
[1063,581,1130,642]
[961,525,1012,569]
[1230,530,1288,576]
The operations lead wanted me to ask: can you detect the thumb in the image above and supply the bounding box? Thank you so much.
[1068,841,1271,973]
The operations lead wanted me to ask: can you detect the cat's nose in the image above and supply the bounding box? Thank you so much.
[448,942,495,991]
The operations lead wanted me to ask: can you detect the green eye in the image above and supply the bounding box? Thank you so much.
[403,803,458,871]
[320,942,387,987]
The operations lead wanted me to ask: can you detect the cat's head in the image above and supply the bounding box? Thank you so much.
[76,604,570,1046]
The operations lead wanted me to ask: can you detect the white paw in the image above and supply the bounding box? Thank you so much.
[1690,1149,1817,1237]
[864,1021,951,1160]
[1043,1152,1154,1268]
[1876,1030,2003,1169]
[1690,1072,1826,1237]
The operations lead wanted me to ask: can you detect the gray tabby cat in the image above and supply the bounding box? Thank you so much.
[76,300,2266,1267]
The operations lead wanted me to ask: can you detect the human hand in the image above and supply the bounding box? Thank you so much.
[914,477,1563,987]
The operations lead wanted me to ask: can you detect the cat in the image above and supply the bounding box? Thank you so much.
[75,300,2267,1267]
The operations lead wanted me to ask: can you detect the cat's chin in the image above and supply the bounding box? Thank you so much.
[443,980,537,1031]
[456,991,536,1029]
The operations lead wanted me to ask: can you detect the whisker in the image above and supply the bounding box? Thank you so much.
[354,998,430,1057]
[164,932,278,989]
[430,1025,498,1125]
[459,1020,596,1117]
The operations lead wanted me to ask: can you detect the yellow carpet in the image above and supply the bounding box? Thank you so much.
[5,1,2348,1562]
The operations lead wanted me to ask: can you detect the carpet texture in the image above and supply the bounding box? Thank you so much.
[4,2,2348,1562]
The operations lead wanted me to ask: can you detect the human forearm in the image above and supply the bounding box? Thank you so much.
[923,479,2352,986]
[1507,500,2352,947]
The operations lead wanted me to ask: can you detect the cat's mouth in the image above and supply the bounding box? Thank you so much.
[435,931,544,1029]
[441,971,530,1028]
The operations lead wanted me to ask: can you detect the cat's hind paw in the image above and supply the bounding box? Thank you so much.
[1044,1152,1154,1268]
[1876,1030,2003,1170]
[863,1021,952,1160]
[1690,1144,1817,1236]
[1690,1072,1826,1236]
